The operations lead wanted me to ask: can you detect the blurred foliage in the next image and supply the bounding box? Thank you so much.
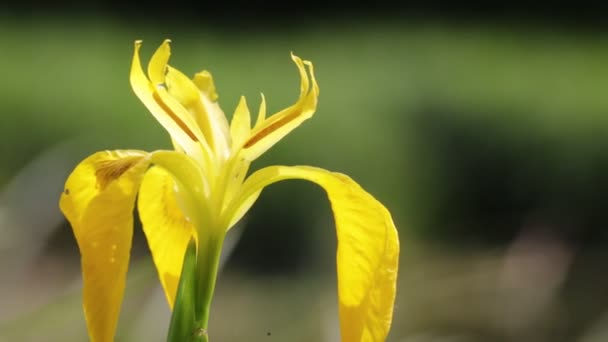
[3,18,608,242]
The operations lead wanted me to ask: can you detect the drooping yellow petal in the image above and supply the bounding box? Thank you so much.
[59,150,151,342]
[230,96,251,150]
[227,165,399,341]
[138,166,197,309]
[239,55,319,161]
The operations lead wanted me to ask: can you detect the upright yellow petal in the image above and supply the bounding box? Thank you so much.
[165,65,200,108]
[193,70,218,101]
[131,41,193,148]
[239,55,319,161]
[147,39,171,85]
[59,150,151,342]
[230,96,251,150]
[130,41,210,165]
[192,69,232,159]
[226,165,399,341]
[138,166,197,309]
[165,65,231,158]
[253,93,267,129]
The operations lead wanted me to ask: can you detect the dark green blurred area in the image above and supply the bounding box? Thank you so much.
[2,14,608,341]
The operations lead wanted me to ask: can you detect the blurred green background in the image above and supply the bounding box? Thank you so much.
[2,6,608,342]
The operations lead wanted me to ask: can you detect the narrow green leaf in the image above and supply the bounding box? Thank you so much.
[167,238,198,342]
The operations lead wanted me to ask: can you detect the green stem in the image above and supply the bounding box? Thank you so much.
[191,328,209,342]
[193,232,225,339]
[166,239,197,342]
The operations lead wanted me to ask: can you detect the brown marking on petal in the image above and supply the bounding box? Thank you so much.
[152,91,199,142]
[64,188,70,195]
[95,156,145,190]
[243,109,301,148]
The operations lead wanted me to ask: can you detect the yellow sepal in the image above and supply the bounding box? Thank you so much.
[227,165,399,341]
[59,150,151,342]
[138,166,197,309]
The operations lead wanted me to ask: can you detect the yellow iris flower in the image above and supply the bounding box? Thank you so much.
[59,40,399,342]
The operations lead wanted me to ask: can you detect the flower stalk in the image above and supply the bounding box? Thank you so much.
[194,232,225,334]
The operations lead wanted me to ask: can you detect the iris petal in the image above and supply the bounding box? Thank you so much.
[138,166,197,308]
[230,96,251,150]
[147,39,171,85]
[253,93,267,129]
[130,41,209,165]
[166,66,231,158]
[239,55,319,161]
[227,165,399,341]
[59,150,150,342]
[192,70,232,159]
[130,41,192,148]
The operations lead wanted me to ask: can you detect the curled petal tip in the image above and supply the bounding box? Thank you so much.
[304,61,318,94]
[153,40,172,63]
[290,51,302,62]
